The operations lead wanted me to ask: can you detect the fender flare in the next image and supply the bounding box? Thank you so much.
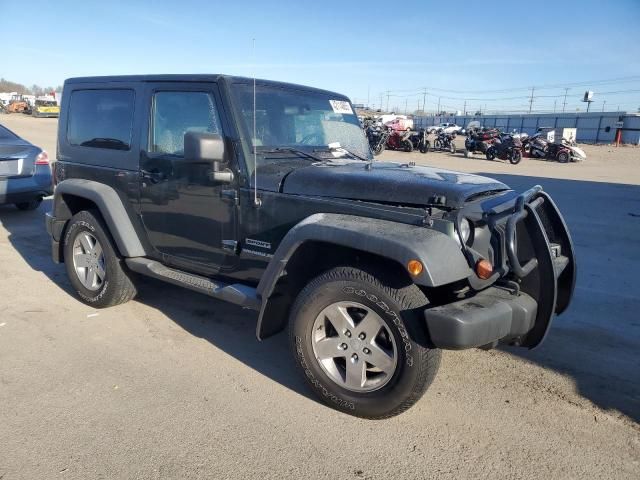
[53,179,146,258]
[255,213,472,339]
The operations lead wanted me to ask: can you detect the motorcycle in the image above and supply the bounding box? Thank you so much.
[464,127,498,157]
[386,129,414,152]
[408,128,430,154]
[486,133,523,164]
[366,125,391,156]
[528,134,586,163]
[433,131,456,153]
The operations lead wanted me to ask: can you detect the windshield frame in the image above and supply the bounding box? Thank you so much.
[227,80,371,178]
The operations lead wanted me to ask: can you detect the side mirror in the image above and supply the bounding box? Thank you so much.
[184,131,225,164]
[183,131,233,183]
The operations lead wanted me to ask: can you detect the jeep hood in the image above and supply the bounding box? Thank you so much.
[259,159,510,209]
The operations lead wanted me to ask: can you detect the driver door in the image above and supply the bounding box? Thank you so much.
[138,83,237,271]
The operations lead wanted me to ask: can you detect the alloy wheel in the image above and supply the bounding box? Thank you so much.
[72,232,106,291]
[311,301,398,392]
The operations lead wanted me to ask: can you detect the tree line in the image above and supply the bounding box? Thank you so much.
[0,78,63,96]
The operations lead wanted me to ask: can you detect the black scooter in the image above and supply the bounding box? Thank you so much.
[433,131,456,153]
[408,128,430,153]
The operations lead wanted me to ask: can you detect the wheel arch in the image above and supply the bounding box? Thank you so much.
[255,213,472,340]
[53,179,146,259]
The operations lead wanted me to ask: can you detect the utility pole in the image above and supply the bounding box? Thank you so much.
[437,97,441,115]
[528,87,535,113]
[367,85,370,110]
[404,98,408,115]
[463,99,467,115]
[553,99,557,113]
[602,100,606,112]
[562,88,569,113]
[386,91,390,112]
[379,93,383,111]
[422,88,427,114]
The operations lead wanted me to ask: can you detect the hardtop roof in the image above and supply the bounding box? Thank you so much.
[63,74,349,98]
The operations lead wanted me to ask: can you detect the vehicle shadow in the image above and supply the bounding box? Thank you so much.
[0,200,313,402]
[0,199,76,300]
[473,172,640,423]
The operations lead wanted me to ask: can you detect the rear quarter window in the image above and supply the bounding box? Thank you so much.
[67,89,135,150]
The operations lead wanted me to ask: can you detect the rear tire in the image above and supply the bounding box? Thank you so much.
[419,140,430,154]
[63,210,137,308]
[486,147,496,160]
[289,266,441,419]
[14,199,42,211]
[434,139,442,151]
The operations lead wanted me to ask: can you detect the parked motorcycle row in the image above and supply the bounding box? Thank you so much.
[365,122,450,156]
[365,120,586,164]
[465,125,586,164]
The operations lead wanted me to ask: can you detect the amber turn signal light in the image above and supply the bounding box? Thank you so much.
[476,259,493,279]
[407,260,424,276]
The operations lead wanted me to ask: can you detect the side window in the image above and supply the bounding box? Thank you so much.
[150,91,222,155]
[67,89,135,150]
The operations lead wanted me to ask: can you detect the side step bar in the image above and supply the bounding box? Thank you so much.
[125,258,261,310]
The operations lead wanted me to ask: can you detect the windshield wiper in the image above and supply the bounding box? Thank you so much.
[260,147,324,162]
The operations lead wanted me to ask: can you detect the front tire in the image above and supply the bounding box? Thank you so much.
[63,210,137,308]
[289,266,441,419]
[509,149,523,164]
[486,146,496,160]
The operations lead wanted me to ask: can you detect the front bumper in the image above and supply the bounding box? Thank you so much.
[425,186,576,350]
[425,287,537,349]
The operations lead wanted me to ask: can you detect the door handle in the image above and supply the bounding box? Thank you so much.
[141,169,165,184]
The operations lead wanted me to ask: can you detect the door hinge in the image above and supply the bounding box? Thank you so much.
[222,240,239,253]
[221,189,238,204]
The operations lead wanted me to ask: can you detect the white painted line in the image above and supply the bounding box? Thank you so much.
[87,313,99,318]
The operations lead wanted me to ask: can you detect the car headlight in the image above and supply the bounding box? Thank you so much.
[459,218,472,244]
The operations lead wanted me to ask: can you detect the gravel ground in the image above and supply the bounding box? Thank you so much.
[0,115,638,479]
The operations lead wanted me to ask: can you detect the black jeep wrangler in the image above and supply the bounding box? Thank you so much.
[46,75,575,418]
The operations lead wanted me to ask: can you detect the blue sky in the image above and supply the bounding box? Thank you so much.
[2,0,639,113]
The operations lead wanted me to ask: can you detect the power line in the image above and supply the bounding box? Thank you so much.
[383,75,640,96]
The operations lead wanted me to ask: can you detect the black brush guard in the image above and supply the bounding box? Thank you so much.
[425,186,576,350]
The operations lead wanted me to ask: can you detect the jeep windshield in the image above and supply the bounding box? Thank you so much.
[230,83,371,170]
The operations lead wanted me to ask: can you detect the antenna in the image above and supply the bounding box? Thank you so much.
[252,38,260,207]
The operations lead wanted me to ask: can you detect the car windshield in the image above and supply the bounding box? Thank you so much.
[230,83,371,171]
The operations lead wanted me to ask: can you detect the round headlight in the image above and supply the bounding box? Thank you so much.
[459,218,472,244]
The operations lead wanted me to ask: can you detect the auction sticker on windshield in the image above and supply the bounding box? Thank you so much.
[329,100,353,115]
